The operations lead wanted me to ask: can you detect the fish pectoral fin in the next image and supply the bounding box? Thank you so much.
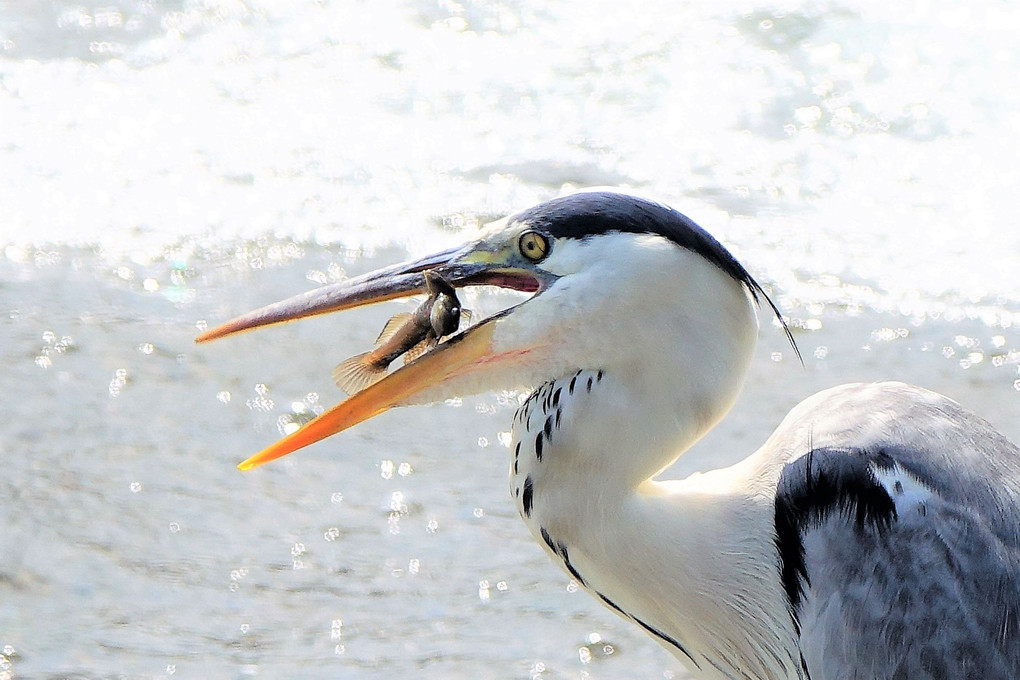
[332,353,388,396]
[402,336,439,364]
[460,308,473,324]
[375,313,413,346]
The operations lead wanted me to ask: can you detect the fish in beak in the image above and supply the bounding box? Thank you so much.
[196,226,559,470]
[331,270,471,396]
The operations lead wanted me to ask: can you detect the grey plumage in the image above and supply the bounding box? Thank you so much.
[770,382,1020,679]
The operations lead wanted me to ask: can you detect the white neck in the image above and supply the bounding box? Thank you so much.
[510,368,803,679]
[505,243,803,679]
[510,373,803,680]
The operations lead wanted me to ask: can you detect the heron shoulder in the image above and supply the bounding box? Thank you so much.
[767,382,1020,678]
[767,381,1020,484]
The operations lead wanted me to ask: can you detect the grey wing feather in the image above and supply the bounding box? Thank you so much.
[768,382,1020,680]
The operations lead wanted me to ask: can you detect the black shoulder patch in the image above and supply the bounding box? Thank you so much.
[774,446,899,627]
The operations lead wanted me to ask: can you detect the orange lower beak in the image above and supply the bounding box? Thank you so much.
[237,321,497,470]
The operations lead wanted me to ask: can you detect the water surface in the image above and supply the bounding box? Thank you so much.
[1,1,1019,679]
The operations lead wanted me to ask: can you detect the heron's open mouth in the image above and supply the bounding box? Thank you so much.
[462,271,542,293]
[197,235,557,469]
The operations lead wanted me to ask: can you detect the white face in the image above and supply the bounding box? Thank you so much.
[399,222,759,409]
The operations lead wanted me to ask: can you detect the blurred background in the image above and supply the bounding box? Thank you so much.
[1,1,1018,678]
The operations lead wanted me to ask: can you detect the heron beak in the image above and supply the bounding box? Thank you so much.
[197,237,553,470]
[198,242,525,342]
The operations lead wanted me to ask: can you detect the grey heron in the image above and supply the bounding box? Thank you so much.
[197,191,1020,679]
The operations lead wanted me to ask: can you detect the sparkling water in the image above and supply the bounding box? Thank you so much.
[1,2,1018,678]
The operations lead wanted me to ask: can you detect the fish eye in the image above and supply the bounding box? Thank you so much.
[518,231,550,262]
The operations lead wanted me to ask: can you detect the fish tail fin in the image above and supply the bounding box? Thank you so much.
[332,352,388,395]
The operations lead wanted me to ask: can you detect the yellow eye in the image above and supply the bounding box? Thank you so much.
[518,231,550,262]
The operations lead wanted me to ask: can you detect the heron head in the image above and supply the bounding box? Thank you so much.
[198,190,791,469]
